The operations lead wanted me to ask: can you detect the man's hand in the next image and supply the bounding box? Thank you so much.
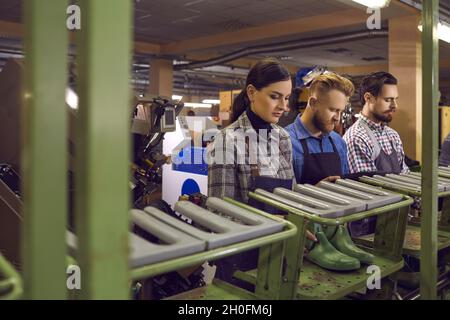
[306,230,317,242]
[304,230,318,254]
[318,175,341,184]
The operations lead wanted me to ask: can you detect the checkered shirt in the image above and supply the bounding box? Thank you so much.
[207,112,295,203]
[343,114,409,174]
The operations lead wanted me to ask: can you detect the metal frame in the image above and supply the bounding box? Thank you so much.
[421,0,440,299]
[22,0,69,299]
[235,192,413,300]
[131,200,297,300]
[0,254,23,300]
[74,0,132,299]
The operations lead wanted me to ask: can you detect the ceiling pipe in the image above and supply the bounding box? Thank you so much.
[174,29,388,71]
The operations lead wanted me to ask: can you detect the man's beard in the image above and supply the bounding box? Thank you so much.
[373,110,393,123]
[312,113,334,133]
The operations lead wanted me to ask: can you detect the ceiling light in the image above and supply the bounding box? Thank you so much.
[172,95,183,101]
[351,0,391,9]
[202,99,220,104]
[184,102,212,108]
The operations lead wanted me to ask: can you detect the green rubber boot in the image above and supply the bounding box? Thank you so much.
[329,225,375,264]
[306,232,360,271]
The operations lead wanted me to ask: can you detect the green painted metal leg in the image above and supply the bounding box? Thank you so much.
[279,214,307,300]
[255,242,284,299]
[421,0,439,300]
[75,0,132,299]
[23,0,69,300]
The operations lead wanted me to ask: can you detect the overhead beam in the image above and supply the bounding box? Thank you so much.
[134,41,161,55]
[330,63,388,75]
[160,9,371,54]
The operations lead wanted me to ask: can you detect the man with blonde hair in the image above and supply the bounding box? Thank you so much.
[286,73,354,185]
[286,73,375,270]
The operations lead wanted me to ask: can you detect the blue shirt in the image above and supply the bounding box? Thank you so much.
[285,116,349,183]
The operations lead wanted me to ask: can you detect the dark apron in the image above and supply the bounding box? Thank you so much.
[299,136,344,246]
[372,141,402,174]
[299,136,343,185]
[349,122,402,236]
[214,165,293,288]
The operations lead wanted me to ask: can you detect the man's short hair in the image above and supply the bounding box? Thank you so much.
[359,71,398,105]
[309,72,355,99]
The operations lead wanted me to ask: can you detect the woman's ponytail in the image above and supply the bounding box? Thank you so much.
[230,90,250,123]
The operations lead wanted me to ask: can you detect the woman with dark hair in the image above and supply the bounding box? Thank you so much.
[207,58,316,285]
[208,58,294,204]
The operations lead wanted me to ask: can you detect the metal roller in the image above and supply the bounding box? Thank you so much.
[363,175,421,192]
[67,210,206,267]
[397,173,450,190]
[205,197,264,225]
[274,187,332,210]
[318,180,402,210]
[294,184,367,214]
[252,179,404,218]
[163,199,285,249]
[386,173,450,191]
[255,188,347,218]
[335,179,391,196]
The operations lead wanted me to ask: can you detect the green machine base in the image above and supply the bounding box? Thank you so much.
[235,251,403,300]
[353,224,450,258]
[166,279,259,300]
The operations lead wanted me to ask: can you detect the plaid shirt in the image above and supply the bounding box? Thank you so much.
[207,112,295,203]
[343,114,409,174]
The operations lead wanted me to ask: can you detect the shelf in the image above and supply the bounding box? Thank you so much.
[353,224,450,257]
[234,253,403,300]
[248,191,413,226]
[165,279,259,300]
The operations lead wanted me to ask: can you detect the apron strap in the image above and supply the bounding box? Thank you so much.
[328,136,338,153]
[360,119,381,161]
[300,139,310,155]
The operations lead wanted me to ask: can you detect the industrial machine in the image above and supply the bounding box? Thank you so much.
[65,197,296,300]
[232,180,412,300]
[353,170,450,298]
[357,169,450,239]
[130,96,184,209]
[161,114,218,208]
